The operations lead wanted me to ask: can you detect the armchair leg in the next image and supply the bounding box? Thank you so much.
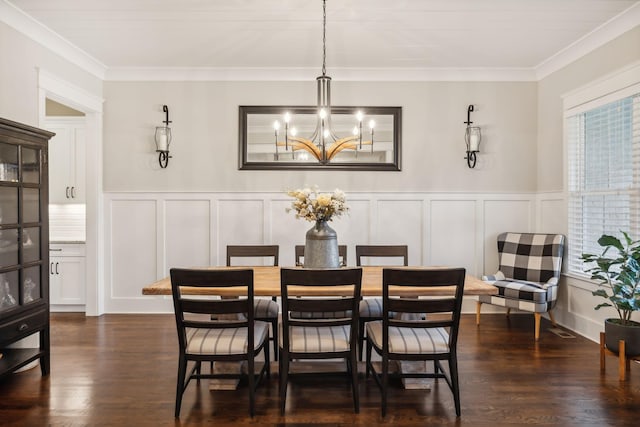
[534,312,541,341]
[476,301,482,326]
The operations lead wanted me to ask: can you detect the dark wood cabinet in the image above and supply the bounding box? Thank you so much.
[0,117,53,380]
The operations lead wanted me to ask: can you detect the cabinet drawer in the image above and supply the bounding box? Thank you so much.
[0,309,48,345]
[50,243,85,257]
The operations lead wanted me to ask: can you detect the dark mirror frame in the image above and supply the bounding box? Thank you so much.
[239,105,401,171]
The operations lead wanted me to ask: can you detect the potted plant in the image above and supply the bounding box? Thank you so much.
[582,232,640,356]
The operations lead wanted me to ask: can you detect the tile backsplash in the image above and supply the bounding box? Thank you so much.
[49,204,86,242]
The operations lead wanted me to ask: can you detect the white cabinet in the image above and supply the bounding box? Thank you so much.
[49,243,86,309]
[44,118,86,204]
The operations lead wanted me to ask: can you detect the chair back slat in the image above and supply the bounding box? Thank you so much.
[227,245,279,266]
[356,245,408,266]
[387,297,457,314]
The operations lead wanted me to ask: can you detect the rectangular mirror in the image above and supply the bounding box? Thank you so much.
[239,106,401,170]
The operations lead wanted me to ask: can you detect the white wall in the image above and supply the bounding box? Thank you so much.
[0,22,102,126]
[102,81,538,193]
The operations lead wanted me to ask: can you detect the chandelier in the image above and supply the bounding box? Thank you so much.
[273,0,375,163]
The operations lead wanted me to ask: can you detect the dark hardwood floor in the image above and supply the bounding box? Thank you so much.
[1,313,639,426]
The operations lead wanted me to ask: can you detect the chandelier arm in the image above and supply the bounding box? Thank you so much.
[287,136,323,161]
[325,136,359,159]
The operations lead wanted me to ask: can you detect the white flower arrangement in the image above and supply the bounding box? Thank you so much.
[286,187,348,222]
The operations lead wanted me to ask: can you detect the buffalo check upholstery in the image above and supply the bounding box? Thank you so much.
[478,232,565,340]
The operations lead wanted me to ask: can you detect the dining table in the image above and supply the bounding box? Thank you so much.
[142,265,498,297]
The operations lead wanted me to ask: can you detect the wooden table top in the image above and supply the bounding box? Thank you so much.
[142,266,497,297]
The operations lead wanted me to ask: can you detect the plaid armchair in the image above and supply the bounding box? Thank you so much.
[476,232,565,341]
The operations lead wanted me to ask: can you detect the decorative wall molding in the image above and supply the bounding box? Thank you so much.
[104,191,542,313]
[1,1,107,79]
[104,66,538,82]
[535,2,640,80]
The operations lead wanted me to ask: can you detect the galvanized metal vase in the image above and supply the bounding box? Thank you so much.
[304,220,339,268]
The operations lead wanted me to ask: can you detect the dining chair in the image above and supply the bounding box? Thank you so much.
[476,232,565,341]
[356,244,408,360]
[295,244,348,267]
[366,267,466,417]
[279,267,362,414]
[170,268,270,418]
[227,245,280,360]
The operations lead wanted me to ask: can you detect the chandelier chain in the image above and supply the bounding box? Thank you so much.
[322,0,326,76]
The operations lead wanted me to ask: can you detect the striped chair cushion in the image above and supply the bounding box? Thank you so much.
[280,324,351,353]
[366,320,450,355]
[359,298,383,318]
[254,298,279,318]
[185,321,269,355]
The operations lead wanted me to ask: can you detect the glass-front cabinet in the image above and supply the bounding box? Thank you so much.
[0,118,52,380]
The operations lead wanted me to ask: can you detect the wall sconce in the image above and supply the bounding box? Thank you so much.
[464,104,481,168]
[155,105,172,168]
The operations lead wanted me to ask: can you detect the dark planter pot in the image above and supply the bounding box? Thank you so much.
[604,318,640,357]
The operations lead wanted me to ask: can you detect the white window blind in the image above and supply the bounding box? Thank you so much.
[567,93,640,275]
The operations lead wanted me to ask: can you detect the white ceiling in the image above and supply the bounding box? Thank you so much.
[4,0,640,80]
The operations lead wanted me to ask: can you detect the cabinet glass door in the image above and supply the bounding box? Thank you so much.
[0,143,18,182]
[23,265,41,303]
[22,147,40,184]
[0,270,19,312]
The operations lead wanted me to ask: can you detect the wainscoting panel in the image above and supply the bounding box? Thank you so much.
[332,199,371,266]
[217,198,265,265]
[165,199,211,270]
[482,199,533,275]
[430,199,477,273]
[538,195,566,233]
[104,192,548,314]
[107,199,158,312]
[375,199,424,265]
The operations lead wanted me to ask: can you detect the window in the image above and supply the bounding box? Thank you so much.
[566,90,640,275]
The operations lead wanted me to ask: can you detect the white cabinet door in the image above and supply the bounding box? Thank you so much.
[49,244,86,308]
[45,118,85,204]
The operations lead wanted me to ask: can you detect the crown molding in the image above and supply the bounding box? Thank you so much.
[535,2,640,80]
[105,66,537,82]
[1,0,107,80]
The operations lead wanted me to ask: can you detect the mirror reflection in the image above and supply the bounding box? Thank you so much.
[240,106,401,170]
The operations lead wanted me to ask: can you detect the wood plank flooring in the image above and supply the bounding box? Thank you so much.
[1,313,639,426]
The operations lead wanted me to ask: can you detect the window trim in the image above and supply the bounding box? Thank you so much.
[563,62,640,278]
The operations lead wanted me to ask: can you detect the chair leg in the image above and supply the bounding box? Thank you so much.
[247,355,255,417]
[381,355,388,417]
[506,308,511,317]
[264,338,271,377]
[450,355,461,417]
[350,350,360,413]
[534,312,541,341]
[476,301,482,325]
[365,338,372,378]
[358,318,366,361]
[279,351,289,415]
[175,355,187,418]
[271,319,278,361]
